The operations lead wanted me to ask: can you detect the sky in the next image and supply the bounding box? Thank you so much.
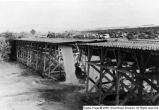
[0,0,159,33]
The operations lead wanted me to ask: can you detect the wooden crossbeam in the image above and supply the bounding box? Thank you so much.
[90,64,115,81]
[119,72,138,87]
[89,78,100,92]
[143,78,159,93]
[87,62,137,76]
[50,63,62,73]
[90,64,101,75]
[104,69,116,81]
[103,73,113,83]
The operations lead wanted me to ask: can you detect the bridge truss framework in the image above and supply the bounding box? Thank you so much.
[79,40,159,105]
[16,40,64,80]
[13,38,159,105]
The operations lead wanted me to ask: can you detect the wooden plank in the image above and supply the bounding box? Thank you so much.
[86,47,92,93]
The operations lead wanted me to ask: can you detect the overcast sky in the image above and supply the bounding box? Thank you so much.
[0,0,159,32]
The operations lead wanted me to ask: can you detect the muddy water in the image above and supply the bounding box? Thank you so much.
[0,62,86,110]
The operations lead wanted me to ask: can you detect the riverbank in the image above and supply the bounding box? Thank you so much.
[0,62,86,110]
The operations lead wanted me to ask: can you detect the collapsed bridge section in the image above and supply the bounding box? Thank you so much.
[14,38,104,83]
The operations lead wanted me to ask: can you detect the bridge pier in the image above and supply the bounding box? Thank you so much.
[60,45,78,84]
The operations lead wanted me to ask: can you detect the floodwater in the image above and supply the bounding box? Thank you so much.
[0,62,86,110]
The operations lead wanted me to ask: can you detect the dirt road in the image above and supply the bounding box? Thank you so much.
[0,62,86,110]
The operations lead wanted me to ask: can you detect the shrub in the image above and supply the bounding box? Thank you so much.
[0,37,11,61]
[0,32,16,61]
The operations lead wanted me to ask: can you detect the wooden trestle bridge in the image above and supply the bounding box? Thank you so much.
[12,35,159,105]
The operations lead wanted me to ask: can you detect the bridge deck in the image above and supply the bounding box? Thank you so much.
[16,38,106,44]
[16,38,159,51]
[79,39,159,51]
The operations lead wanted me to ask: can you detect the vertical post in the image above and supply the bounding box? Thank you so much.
[22,45,24,63]
[19,42,22,62]
[135,50,144,104]
[36,44,39,70]
[99,48,104,104]
[139,51,144,104]
[116,71,120,105]
[48,45,52,76]
[19,47,21,62]
[16,41,19,61]
[24,42,26,64]
[20,42,23,62]
[27,48,30,66]
[29,43,33,67]
[43,44,47,75]
[86,47,92,94]
[22,42,24,64]
[115,50,123,105]
[116,50,120,105]
[21,42,23,63]
[151,77,154,96]
[40,45,43,72]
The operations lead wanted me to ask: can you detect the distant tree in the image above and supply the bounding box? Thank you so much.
[30,29,36,35]
[3,32,16,41]
[47,32,56,38]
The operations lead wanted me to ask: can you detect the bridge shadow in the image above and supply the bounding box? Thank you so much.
[37,85,84,102]
[36,85,85,110]
[18,64,41,77]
